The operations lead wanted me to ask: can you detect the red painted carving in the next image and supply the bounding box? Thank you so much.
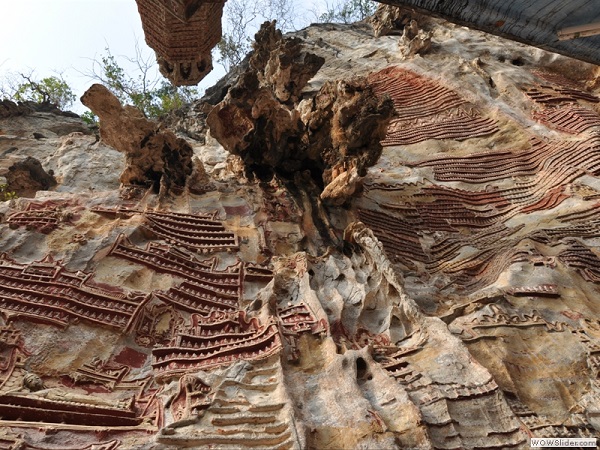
[530,70,599,104]
[533,105,600,134]
[108,234,242,290]
[141,211,238,253]
[0,254,150,330]
[243,263,274,283]
[7,201,77,234]
[135,0,225,86]
[368,66,498,146]
[152,311,281,380]
[0,434,121,450]
[559,241,600,283]
[155,280,239,315]
[260,178,301,222]
[69,357,131,390]
[93,207,238,252]
[0,392,142,426]
[170,374,212,421]
[277,302,327,361]
[506,284,559,297]
[357,208,428,267]
[134,303,184,347]
[369,66,466,120]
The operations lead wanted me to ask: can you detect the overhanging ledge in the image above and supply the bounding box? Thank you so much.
[378,0,600,66]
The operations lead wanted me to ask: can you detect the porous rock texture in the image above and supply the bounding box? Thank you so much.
[206,21,394,205]
[3,156,57,198]
[81,84,194,194]
[0,5,600,449]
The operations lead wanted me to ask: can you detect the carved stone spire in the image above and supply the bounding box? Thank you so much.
[135,0,226,86]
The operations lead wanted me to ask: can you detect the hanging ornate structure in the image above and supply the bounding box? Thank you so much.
[135,0,227,85]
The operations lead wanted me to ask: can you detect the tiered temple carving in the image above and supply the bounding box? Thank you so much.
[93,207,239,253]
[558,241,600,283]
[157,357,298,448]
[69,357,131,390]
[451,304,566,342]
[108,234,241,284]
[357,208,428,268]
[525,69,600,134]
[526,70,599,104]
[277,302,327,361]
[7,201,75,234]
[170,374,212,421]
[0,391,141,426]
[0,433,121,450]
[141,210,238,253]
[360,128,600,293]
[376,343,524,448]
[532,105,600,134]
[134,0,226,85]
[0,254,149,330]
[152,311,281,380]
[368,66,498,145]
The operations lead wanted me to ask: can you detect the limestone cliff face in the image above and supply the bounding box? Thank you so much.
[0,6,600,449]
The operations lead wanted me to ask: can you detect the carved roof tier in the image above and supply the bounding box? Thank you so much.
[135,0,226,85]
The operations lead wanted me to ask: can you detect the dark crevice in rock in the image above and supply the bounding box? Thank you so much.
[207,21,394,206]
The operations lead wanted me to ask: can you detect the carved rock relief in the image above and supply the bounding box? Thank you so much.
[3,14,600,450]
[355,61,600,444]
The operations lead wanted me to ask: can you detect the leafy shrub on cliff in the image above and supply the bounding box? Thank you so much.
[217,0,377,70]
[319,0,377,23]
[1,73,75,110]
[0,184,17,202]
[84,46,198,119]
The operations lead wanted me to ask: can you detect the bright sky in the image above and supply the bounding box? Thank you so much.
[0,0,226,113]
[0,0,340,114]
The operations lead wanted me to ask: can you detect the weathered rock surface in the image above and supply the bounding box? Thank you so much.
[81,84,194,193]
[3,156,56,197]
[207,22,393,204]
[0,8,599,450]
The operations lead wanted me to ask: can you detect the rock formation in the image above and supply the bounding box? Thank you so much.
[207,21,394,205]
[81,84,194,194]
[0,7,600,450]
[4,157,56,198]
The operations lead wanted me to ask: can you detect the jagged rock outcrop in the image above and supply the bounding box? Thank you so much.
[0,100,32,119]
[207,21,393,204]
[370,3,431,37]
[398,19,432,59]
[0,99,80,120]
[3,156,56,197]
[81,84,194,193]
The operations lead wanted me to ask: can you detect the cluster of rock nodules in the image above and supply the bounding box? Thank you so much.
[81,84,195,194]
[4,156,56,198]
[207,21,394,205]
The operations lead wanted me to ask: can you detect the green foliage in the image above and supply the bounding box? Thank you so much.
[216,0,377,72]
[99,51,130,105]
[319,0,377,23]
[89,47,199,119]
[217,34,250,72]
[13,75,75,109]
[80,110,98,126]
[0,184,17,202]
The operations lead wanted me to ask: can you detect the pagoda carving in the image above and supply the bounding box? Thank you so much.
[134,0,226,85]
